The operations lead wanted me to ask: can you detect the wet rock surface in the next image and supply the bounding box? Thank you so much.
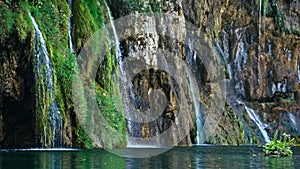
[0,32,35,148]
[0,0,299,147]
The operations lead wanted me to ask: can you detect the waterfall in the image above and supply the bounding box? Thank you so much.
[103,0,130,104]
[29,13,63,147]
[298,57,300,83]
[103,1,135,146]
[234,28,247,71]
[236,101,270,143]
[288,113,297,128]
[244,106,270,143]
[104,1,121,61]
[68,0,74,53]
[215,38,232,79]
[288,112,300,135]
[185,65,202,145]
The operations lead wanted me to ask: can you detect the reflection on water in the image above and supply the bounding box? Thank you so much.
[1,146,300,169]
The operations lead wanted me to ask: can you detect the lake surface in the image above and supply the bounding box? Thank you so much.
[1,146,300,169]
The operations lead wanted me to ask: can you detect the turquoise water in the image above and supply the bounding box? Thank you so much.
[1,146,299,168]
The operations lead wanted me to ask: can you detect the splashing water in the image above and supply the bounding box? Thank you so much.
[29,13,63,147]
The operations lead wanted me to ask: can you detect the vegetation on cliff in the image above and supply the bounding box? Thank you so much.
[0,0,126,148]
[0,0,299,148]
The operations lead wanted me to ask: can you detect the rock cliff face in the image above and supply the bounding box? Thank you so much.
[0,0,299,148]
[111,0,300,144]
[0,27,35,147]
[217,0,300,140]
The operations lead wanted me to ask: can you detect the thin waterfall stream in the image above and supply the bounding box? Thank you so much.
[298,56,300,83]
[236,101,270,143]
[244,106,270,143]
[29,13,63,147]
[185,65,202,145]
[68,0,74,53]
[103,1,135,147]
[104,1,121,61]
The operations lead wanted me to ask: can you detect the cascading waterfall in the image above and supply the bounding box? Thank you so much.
[237,101,270,143]
[244,106,270,143]
[29,13,63,147]
[217,2,271,143]
[185,65,202,145]
[68,0,74,53]
[215,36,232,79]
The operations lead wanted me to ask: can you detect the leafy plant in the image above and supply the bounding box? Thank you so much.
[263,131,295,157]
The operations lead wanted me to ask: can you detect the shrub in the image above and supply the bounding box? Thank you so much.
[263,131,295,157]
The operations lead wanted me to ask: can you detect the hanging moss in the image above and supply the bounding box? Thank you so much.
[94,84,125,135]
[0,0,126,148]
[15,2,32,41]
[77,126,94,149]
[96,40,114,94]
[72,0,105,53]
[71,0,127,148]
[30,0,69,58]
[0,2,16,40]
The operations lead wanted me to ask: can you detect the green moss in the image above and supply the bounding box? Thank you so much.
[0,0,125,148]
[94,85,126,135]
[72,0,105,52]
[55,53,77,98]
[71,74,126,148]
[31,0,69,58]
[96,41,115,94]
[0,2,16,40]
[77,126,94,149]
[15,2,32,41]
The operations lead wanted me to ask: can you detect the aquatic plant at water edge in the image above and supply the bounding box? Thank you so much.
[263,131,295,157]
